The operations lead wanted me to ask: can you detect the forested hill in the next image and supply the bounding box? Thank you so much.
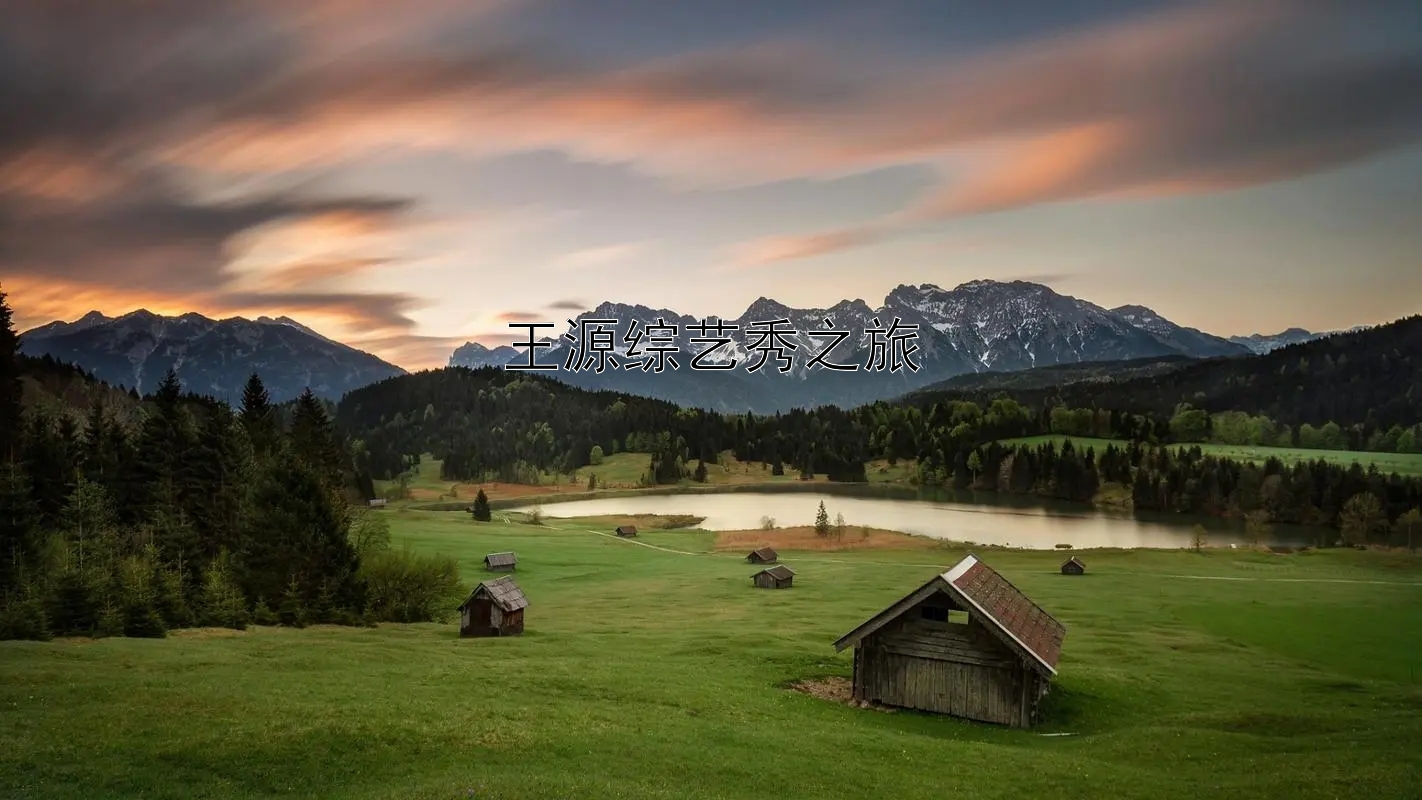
[337,366,885,484]
[909,315,1422,429]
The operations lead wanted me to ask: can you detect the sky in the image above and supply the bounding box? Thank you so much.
[2,0,1421,369]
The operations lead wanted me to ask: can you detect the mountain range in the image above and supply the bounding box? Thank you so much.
[23,280,1336,411]
[448,280,1278,412]
[18,310,405,403]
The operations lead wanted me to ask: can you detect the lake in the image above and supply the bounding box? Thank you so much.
[509,489,1321,550]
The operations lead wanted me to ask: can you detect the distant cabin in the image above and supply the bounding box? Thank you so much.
[753,565,795,589]
[484,552,517,572]
[746,547,779,564]
[458,576,527,638]
[368,498,387,508]
[615,525,638,537]
[1060,557,1085,575]
[833,554,1066,728]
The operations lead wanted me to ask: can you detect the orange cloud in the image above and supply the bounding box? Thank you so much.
[908,122,1129,218]
[736,227,886,266]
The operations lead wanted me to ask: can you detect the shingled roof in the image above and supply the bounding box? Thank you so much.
[758,565,795,581]
[748,547,778,561]
[833,555,1066,676]
[459,575,528,613]
[484,552,517,568]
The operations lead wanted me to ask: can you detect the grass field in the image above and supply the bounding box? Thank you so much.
[1002,436,1422,476]
[3,510,1420,799]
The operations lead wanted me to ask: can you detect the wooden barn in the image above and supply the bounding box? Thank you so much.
[1060,556,1085,575]
[615,525,638,537]
[746,547,779,564]
[484,552,517,572]
[752,565,795,589]
[833,554,1066,728]
[458,576,527,637]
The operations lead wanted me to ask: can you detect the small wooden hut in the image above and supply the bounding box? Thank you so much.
[458,576,527,637]
[367,498,387,508]
[746,547,779,564]
[615,525,638,537]
[1060,556,1085,575]
[833,554,1066,728]
[484,552,517,572]
[752,565,795,589]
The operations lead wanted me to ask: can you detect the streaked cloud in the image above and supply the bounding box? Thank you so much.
[2,0,1418,365]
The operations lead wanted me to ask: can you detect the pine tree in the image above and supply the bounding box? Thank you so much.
[135,369,197,527]
[197,550,249,630]
[471,488,492,522]
[693,459,708,483]
[289,388,346,490]
[239,373,279,459]
[188,404,250,559]
[0,463,40,592]
[0,287,22,465]
[814,501,830,536]
[239,451,365,616]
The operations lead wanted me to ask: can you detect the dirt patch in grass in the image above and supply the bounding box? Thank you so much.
[714,525,941,552]
[166,627,251,639]
[787,677,892,711]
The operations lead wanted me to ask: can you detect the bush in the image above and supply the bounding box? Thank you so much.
[0,594,52,641]
[527,507,544,526]
[123,601,168,638]
[760,516,776,530]
[361,546,466,624]
[253,599,280,626]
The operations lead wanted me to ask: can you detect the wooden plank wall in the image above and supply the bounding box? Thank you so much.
[855,615,1034,726]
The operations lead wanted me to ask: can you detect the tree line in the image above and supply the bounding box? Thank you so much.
[336,366,1422,541]
[0,290,464,641]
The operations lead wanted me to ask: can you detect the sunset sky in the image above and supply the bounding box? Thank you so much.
[3,0,1420,369]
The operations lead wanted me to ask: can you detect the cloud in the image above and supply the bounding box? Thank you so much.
[344,332,483,369]
[3,0,1420,325]
[546,299,586,311]
[255,257,393,291]
[735,226,887,265]
[551,242,648,270]
[495,311,543,322]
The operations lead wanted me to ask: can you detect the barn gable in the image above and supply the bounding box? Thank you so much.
[834,555,1065,676]
[460,575,528,613]
[484,552,517,570]
[761,565,794,581]
[747,547,778,563]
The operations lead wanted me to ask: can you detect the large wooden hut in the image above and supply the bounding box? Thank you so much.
[484,552,517,572]
[458,576,528,637]
[615,525,638,537]
[833,554,1066,728]
[746,547,779,564]
[1060,556,1085,575]
[753,565,795,589]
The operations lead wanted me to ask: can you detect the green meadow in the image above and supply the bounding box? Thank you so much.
[1002,435,1422,477]
[3,510,1420,799]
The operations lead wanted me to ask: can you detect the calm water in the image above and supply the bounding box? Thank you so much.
[510,489,1320,550]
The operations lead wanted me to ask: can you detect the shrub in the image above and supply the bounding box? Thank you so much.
[0,593,52,641]
[760,516,776,530]
[361,546,466,624]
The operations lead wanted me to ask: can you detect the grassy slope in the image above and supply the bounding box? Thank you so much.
[1002,435,1422,477]
[3,511,1420,799]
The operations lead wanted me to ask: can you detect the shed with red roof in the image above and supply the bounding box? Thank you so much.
[833,554,1066,728]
